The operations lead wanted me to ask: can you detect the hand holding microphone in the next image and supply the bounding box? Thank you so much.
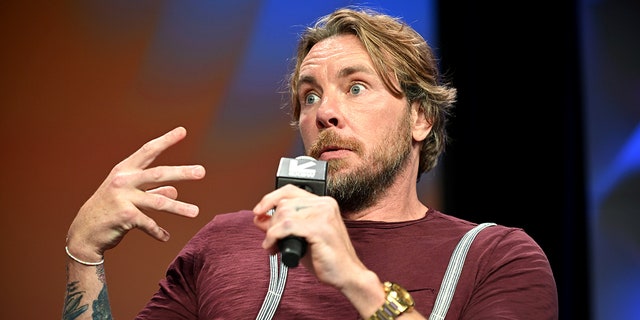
[253,156,367,289]
[274,156,327,268]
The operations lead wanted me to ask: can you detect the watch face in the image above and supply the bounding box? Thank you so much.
[372,282,415,320]
[386,282,415,307]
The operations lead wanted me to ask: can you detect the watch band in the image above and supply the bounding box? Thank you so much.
[368,282,415,320]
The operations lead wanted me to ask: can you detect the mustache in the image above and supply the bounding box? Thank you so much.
[307,130,362,159]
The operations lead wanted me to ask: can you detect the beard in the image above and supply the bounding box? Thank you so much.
[307,111,413,214]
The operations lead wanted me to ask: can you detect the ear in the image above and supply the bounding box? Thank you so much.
[411,102,432,142]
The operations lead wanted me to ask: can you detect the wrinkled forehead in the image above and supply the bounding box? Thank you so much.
[298,35,372,76]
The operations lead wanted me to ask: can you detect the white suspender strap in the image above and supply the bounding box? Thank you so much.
[256,209,288,320]
[429,222,496,320]
[255,253,288,320]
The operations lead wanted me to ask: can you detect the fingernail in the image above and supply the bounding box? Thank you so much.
[160,228,170,241]
[188,205,199,217]
[192,166,205,178]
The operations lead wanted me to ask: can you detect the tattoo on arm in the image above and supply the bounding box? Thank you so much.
[91,284,112,320]
[63,281,88,320]
[63,264,113,320]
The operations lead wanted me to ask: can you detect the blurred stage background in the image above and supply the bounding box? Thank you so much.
[0,1,637,319]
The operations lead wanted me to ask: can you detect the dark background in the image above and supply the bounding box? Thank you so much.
[438,1,589,319]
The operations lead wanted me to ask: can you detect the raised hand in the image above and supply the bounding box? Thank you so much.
[65,126,206,262]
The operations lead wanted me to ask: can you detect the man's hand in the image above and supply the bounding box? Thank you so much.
[66,126,206,262]
[252,184,364,288]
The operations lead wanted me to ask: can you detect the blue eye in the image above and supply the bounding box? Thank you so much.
[350,84,365,95]
[305,93,320,105]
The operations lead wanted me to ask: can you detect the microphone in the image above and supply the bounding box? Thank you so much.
[275,155,327,268]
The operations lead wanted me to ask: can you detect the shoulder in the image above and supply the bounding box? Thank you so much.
[466,222,556,292]
[429,210,543,251]
[473,223,547,259]
[462,224,558,317]
[429,209,552,272]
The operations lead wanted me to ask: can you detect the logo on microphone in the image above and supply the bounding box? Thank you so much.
[287,158,317,178]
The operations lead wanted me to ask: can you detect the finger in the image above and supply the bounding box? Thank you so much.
[125,126,188,170]
[134,191,200,218]
[138,165,206,190]
[134,212,172,242]
[146,186,178,200]
[259,200,318,250]
[252,184,311,214]
[261,206,311,250]
[253,213,271,232]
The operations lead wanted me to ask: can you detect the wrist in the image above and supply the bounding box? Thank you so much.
[65,236,104,266]
[65,246,104,266]
[367,282,415,320]
[340,270,386,318]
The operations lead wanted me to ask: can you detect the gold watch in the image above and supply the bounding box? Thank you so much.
[368,281,415,320]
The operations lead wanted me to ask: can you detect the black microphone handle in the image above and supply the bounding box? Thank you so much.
[278,235,307,268]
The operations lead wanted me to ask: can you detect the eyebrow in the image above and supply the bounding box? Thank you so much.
[297,64,375,91]
[337,65,374,78]
[297,75,318,90]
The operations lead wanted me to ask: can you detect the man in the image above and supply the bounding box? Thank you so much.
[63,7,558,319]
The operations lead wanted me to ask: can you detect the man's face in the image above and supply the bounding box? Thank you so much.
[297,34,414,213]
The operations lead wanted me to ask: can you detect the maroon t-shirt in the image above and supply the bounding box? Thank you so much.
[136,208,558,319]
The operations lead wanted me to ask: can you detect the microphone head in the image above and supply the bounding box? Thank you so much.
[276,156,327,196]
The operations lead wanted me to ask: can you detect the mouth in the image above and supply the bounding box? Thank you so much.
[317,146,352,160]
[309,130,360,160]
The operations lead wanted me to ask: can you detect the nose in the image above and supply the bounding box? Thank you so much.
[315,95,341,129]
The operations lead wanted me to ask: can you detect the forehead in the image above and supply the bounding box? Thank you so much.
[299,34,372,73]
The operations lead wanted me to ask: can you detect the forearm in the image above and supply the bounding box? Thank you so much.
[63,251,113,320]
